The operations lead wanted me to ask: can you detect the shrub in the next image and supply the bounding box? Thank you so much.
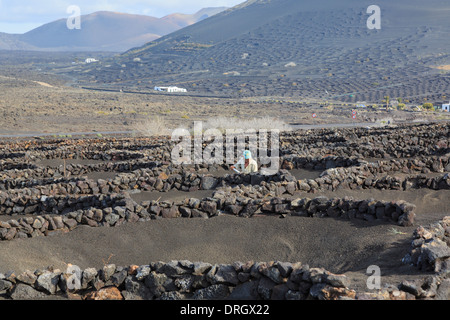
[135,116,171,137]
[422,103,434,111]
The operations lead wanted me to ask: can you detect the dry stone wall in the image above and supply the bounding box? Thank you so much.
[402,217,450,274]
[281,123,449,159]
[0,123,448,300]
[1,255,448,300]
[0,188,418,242]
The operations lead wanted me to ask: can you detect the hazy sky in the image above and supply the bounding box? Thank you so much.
[0,0,246,34]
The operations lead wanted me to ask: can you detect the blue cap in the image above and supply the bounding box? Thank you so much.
[244,150,251,159]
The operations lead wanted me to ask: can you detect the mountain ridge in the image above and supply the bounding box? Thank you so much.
[0,7,228,52]
[70,0,450,104]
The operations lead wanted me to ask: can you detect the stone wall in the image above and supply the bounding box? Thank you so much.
[280,155,360,171]
[0,158,163,184]
[0,170,294,216]
[1,257,448,300]
[0,188,418,241]
[394,216,450,300]
[0,123,447,166]
[402,217,450,274]
[0,123,448,300]
[281,123,449,159]
[211,187,416,225]
[2,156,448,212]
[316,172,450,192]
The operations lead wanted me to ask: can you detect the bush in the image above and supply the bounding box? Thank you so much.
[422,103,434,111]
[135,116,171,137]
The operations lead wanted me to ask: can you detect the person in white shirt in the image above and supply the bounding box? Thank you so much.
[231,150,258,174]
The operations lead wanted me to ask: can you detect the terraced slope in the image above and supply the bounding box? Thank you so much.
[67,0,450,104]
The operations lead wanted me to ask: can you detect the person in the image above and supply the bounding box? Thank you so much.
[231,150,258,174]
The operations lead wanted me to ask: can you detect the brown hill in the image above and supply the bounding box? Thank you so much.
[0,32,35,51]
[10,8,227,52]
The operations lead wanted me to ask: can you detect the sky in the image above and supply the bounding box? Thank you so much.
[0,0,246,34]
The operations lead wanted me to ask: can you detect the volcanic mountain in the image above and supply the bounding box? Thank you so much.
[66,0,450,104]
[0,8,227,52]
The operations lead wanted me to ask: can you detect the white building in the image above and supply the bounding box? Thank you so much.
[85,58,98,64]
[442,102,450,112]
[154,86,187,93]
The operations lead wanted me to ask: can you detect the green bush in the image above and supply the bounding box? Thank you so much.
[422,103,434,111]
